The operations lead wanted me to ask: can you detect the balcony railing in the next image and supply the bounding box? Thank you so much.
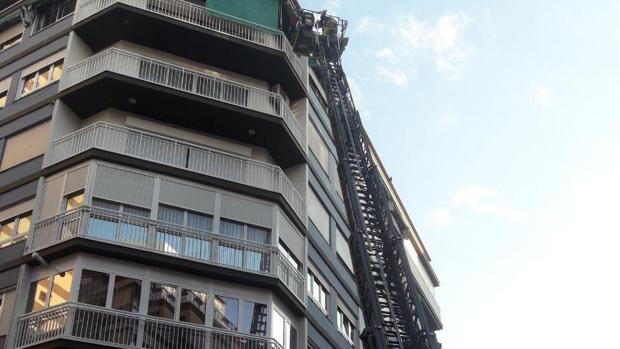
[14,302,286,349]
[30,206,305,302]
[61,48,305,149]
[46,122,305,222]
[74,0,307,84]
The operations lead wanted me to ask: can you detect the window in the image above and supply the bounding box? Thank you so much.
[156,205,212,259]
[65,191,84,211]
[26,270,73,312]
[20,59,63,96]
[309,78,328,112]
[337,307,356,344]
[0,91,6,109]
[308,122,330,173]
[306,271,329,314]
[0,212,32,247]
[307,189,330,242]
[278,240,301,271]
[148,283,176,319]
[218,219,271,272]
[77,269,109,306]
[33,0,76,32]
[0,21,24,52]
[0,121,51,171]
[180,288,207,325]
[49,270,73,306]
[272,308,297,349]
[336,228,354,272]
[112,275,141,313]
[213,295,238,331]
[240,300,267,336]
[89,199,150,246]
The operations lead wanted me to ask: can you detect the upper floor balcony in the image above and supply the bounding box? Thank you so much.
[45,122,305,223]
[71,0,308,100]
[28,205,305,303]
[60,48,306,166]
[14,302,287,349]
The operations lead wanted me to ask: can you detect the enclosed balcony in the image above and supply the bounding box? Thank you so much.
[60,48,306,166]
[14,302,287,349]
[71,0,307,100]
[29,205,305,302]
[46,122,305,222]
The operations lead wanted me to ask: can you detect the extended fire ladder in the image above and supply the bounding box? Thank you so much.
[315,37,441,349]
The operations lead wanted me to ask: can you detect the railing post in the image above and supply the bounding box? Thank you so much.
[63,305,75,339]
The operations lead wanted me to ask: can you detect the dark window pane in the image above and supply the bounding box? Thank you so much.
[78,269,109,306]
[92,199,121,211]
[187,211,212,232]
[112,276,141,313]
[241,301,267,336]
[180,289,207,324]
[213,296,238,331]
[289,326,297,349]
[123,205,150,217]
[158,205,184,225]
[148,283,176,319]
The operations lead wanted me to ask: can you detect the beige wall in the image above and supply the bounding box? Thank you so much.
[110,41,269,90]
[1,121,51,171]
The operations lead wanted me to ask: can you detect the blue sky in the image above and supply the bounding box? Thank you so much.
[302,0,620,347]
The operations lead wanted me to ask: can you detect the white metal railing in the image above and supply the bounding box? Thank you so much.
[61,47,305,149]
[74,0,307,86]
[29,206,305,302]
[46,122,305,222]
[14,302,286,349]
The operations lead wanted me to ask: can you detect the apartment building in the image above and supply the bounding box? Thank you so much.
[0,0,441,348]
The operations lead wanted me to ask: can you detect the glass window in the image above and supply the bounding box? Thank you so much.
[26,278,49,312]
[49,270,73,306]
[65,192,84,211]
[180,289,207,324]
[0,219,15,244]
[148,283,176,319]
[240,300,267,336]
[278,241,301,271]
[308,122,330,173]
[112,276,141,313]
[213,295,238,331]
[16,213,32,236]
[33,0,76,32]
[20,59,63,96]
[78,269,109,306]
[337,308,355,343]
[187,211,213,232]
[307,271,329,313]
[272,309,297,349]
[158,205,184,225]
[0,91,6,109]
[0,33,22,52]
[220,220,244,239]
[247,226,270,244]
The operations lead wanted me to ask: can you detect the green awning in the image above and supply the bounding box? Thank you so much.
[206,0,280,31]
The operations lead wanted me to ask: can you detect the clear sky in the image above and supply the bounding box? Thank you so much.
[302,0,620,347]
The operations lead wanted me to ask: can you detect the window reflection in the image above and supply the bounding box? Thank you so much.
[112,276,141,313]
[49,270,73,306]
[78,269,109,306]
[241,301,267,336]
[148,283,176,319]
[27,278,49,312]
[180,289,207,325]
[213,295,238,331]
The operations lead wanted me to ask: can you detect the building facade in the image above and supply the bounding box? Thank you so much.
[0,0,440,348]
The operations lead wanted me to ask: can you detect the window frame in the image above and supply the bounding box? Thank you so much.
[18,58,63,98]
[157,204,214,232]
[219,218,271,244]
[0,32,22,52]
[31,0,77,34]
[337,307,356,345]
[306,270,329,315]
[278,240,301,271]
[0,211,32,248]
[26,269,74,313]
[272,306,297,349]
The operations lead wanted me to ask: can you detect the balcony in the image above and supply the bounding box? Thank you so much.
[46,122,305,222]
[29,206,305,302]
[60,48,306,165]
[14,302,286,349]
[72,0,307,100]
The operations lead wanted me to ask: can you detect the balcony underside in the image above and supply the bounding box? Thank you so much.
[59,72,306,167]
[74,4,307,101]
[29,237,305,315]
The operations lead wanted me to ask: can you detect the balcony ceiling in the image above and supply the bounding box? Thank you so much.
[74,4,307,101]
[59,73,306,167]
